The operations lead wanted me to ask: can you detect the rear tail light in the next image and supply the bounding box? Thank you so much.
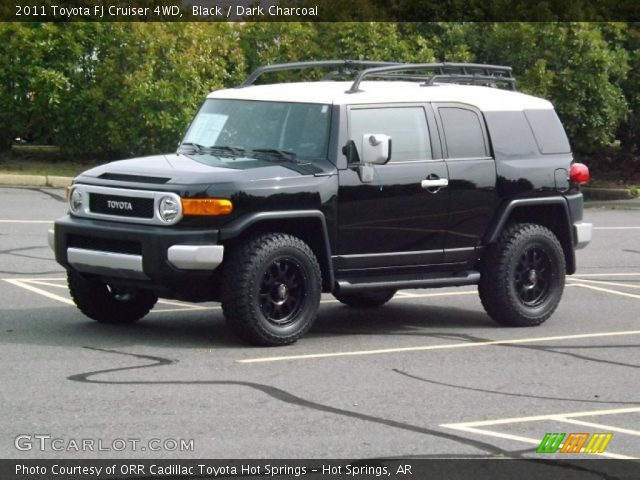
[569,163,590,185]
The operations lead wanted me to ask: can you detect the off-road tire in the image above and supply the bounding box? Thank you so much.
[67,271,157,324]
[221,233,322,346]
[479,223,565,327]
[334,290,397,308]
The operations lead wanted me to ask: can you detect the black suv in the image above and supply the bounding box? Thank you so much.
[50,61,592,346]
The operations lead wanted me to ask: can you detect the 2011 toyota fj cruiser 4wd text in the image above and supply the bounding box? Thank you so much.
[50,61,592,346]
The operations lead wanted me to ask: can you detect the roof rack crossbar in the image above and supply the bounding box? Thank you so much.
[424,74,516,89]
[239,60,400,87]
[347,62,516,93]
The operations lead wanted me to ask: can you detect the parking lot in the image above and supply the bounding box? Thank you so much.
[1,187,639,461]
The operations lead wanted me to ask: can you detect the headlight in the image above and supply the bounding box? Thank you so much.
[158,196,180,224]
[69,188,83,213]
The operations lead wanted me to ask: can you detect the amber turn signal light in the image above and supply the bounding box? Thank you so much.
[181,198,233,216]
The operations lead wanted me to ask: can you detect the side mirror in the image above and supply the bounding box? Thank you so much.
[361,134,391,165]
[342,135,391,183]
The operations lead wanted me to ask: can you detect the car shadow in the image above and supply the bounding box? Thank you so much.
[1,299,497,351]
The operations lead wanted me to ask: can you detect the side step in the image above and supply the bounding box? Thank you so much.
[336,270,480,293]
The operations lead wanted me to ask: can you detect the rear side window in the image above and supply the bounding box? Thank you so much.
[349,107,432,161]
[524,109,571,154]
[439,107,487,158]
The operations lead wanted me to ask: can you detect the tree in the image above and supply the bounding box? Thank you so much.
[470,23,629,155]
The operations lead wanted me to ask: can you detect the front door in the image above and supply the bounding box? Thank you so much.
[336,105,449,272]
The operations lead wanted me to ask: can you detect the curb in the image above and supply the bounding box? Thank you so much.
[582,187,633,201]
[585,198,640,210]
[0,174,72,188]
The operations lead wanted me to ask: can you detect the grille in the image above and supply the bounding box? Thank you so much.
[89,193,154,218]
[67,234,142,255]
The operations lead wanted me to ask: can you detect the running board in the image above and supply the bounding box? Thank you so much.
[336,270,480,293]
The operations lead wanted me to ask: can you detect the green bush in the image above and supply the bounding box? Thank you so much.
[1,22,639,164]
[465,23,629,155]
[0,23,245,159]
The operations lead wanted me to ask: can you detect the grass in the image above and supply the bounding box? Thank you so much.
[0,145,99,177]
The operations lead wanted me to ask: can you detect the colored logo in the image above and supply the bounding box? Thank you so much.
[536,432,613,454]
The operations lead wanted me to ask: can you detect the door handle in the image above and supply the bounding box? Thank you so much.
[421,178,449,189]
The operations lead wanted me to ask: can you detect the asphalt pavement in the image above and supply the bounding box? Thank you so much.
[0,187,639,462]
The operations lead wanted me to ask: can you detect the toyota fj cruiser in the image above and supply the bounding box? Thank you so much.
[50,60,592,346]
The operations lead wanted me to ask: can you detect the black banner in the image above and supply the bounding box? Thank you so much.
[3,0,640,22]
[2,459,640,480]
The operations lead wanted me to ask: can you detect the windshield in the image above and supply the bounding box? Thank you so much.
[180,99,331,163]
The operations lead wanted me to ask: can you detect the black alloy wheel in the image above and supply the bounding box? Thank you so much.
[222,233,322,346]
[514,246,552,306]
[479,223,565,327]
[259,257,306,326]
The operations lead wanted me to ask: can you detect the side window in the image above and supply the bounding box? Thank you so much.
[350,107,432,161]
[524,109,571,154]
[439,107,487,158]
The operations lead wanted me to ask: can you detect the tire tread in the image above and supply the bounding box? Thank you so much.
[479,223,565,327]
[221,233,322,346]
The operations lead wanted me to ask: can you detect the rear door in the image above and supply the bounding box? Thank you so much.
[433,103,498,265]
[336,104,449,272]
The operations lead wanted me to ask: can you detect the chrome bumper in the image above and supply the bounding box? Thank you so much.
[167,245,224,270]
[68,247,147,279]
[573,221,593,249]
[49,229,224,277]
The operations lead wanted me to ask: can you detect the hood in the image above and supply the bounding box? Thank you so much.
[79,153,332,186]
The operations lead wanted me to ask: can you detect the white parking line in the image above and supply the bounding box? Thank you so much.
[0,220,53,224]
[1,277,345,309]
[593,227,640,230]
[22,279,68,289]
[558,418,640,437]
[390,290,477,299]
[10,277,65,281]
[236,329,640,364]
[441,425,633,459]
[153,307,218,313]
[395,291,416,297]
[156,299,211,310]
[573,273,640,277]
[568,278,640,289]
[3,278,74,305]
[569,283,640,300]
[441,406,640,460]
[444,406,640,427]
[3,278,221,312]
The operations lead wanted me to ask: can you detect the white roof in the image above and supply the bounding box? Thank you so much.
[208,81,553,112]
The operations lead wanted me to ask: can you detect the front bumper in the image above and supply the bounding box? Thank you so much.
[50,215,224,286]
[573,221,593,249]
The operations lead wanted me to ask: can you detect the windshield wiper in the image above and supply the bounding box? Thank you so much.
[179,143,246,158]
[207,145,246,157]
[250,148,300,163]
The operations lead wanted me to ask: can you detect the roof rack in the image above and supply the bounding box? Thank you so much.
[239,60,400,87]
[347,62,516,92]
